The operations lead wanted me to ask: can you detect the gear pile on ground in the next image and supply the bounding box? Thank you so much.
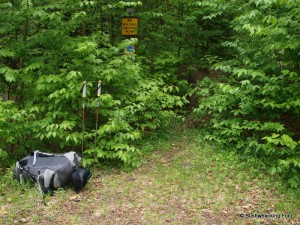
[13,151,92,194]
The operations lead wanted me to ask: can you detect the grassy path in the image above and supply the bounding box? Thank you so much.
[1,128,299,224]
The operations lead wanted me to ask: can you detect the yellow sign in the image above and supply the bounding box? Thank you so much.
[121,17,138,36]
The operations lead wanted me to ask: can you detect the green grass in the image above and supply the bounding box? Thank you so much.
[0,125,299,224]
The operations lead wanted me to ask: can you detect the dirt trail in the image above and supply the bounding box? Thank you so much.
[1,131,299,224]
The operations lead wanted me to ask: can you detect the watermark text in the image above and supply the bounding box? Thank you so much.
[239,213,293,219]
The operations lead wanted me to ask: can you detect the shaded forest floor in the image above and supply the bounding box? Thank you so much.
[1,126,300,224]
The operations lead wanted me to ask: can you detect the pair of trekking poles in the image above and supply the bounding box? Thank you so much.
[81,80,102,157]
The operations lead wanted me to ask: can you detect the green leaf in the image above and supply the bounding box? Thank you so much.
[270,167,276,175]
[0,49,15,57]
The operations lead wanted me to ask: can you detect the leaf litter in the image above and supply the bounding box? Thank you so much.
[0,130,299,225]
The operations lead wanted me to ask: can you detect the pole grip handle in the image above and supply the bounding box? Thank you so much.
[97,80,102,97]
[82,81,87,98]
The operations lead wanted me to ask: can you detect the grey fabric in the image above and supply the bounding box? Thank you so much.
[13,162,20,181]
[43,169,55,189]
[32,151,39,166]
[20,173,23,186]
[64,151,81,167]
[53,173,60,188]
[13,151,80,191]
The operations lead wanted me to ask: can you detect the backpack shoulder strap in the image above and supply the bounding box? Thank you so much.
[64,151,81,167]
[33,151,39,166]
[42,169,55,193]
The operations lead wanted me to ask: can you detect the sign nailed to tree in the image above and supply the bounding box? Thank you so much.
[121,17,138,36]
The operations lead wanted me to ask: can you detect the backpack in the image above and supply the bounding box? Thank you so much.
[13,151,91,193]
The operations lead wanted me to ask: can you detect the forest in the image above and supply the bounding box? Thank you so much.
[1,0,300,185]
[1,0,300,223]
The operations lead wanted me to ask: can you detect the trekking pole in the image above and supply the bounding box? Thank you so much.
[81,81,87,157]
[94,80,102,150]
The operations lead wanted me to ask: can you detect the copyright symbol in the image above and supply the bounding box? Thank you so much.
[240,214,244,218]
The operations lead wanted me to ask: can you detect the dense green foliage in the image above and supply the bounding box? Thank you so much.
[1,0,299,187]
[0,0,186,167]
[194,0,300,187]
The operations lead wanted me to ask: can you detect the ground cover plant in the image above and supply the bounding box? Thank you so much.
[0,126,299,224]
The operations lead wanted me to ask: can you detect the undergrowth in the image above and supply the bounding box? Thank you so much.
[0,123,299,224]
